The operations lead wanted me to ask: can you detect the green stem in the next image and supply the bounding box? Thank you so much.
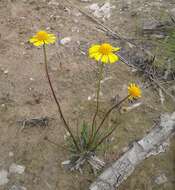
[91,125,118,152]
[42,44,80,152]
[88,62,104,146]
[91,95,129,147]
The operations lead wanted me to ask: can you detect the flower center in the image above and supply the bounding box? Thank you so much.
[36,31,48,41]
[99,43,112,55]
[130,87,140,97]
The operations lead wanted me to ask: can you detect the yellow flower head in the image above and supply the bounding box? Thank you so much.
[128,83,142,99]
[89,43,120,64]
[29,30,56,46]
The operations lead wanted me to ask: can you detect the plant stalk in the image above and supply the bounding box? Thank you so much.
[91,95,129,146]
[43,44,80,152]
[88,62,104,146]
[91,125,118,152]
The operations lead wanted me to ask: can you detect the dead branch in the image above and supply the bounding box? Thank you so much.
[17,117,51,129]
[89,112,175,190]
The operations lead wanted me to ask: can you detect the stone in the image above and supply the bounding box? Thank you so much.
[0,170,9,186]
[48,0,59,6]
[155,173,168,185]
[88,2,115,19]
[143,20,159,31]
[9,163,25,174]
[9,185,27,190]
[170,8,175,18]
[100,2,112,19]
[4,70,9,75]
[60,37,71,45]
[81,0,91,2]
[88,3,99,11]
[88,96,91,100]
[29,77,34,81]
[9,152,14,157]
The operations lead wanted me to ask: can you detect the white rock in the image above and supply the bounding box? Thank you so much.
[88,96,91,100]
[88,2,115,19]
[0,170,9,186]
[60,37,71,45]
[88,3,99,11]
[48,0,59,6]
[61,160,71,165]
[9,185,27,190]
[100,2,112,19]
[9,152,14,157]
[1,104,5,108]
[4,70,8,74]
[9,163,25,174]
[101,76,112,84]
[29,77,34,81]
[81,0,91,2]
[63,132,70,140]
[170,8,175,18]
[155,174,168,185]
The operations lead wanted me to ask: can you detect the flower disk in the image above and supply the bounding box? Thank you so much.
[89,43,120,64]
[128,83,142,99]
[29,30,56,46]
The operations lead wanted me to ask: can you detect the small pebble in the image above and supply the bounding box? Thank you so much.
[61,160,71,165]
[88,96,91,100]
[0,170,9,185]
[9,163,25,174]
[60,37,71,45]
[81,0,91,2]
[4,70,8,75]
[29,77,34,81]
[155,174,168,185]
[48,0,59,6]
[9,185,27,190]
[9,152,14,157]
[1,104,5,108]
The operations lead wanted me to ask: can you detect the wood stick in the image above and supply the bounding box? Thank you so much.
[89,112,175,190]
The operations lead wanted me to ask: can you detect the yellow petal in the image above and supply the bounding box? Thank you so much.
[33,40,44,46]
[89,45,100,55]
[101,55,109,63]
[48,34,56,42]
[90,52,102,61]
[45,38,55,44]
[112,47,120,51]
[29,36,38,43]
[89,52,96,58]
[48,34,56,38]
[108,53,119,64]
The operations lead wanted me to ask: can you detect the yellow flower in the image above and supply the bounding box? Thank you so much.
[128,83,141,99]
[29,30,56,46]
[89,43,120,64]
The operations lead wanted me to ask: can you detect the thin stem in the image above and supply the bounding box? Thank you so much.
[42,44,80,152]
[91,125,118,152]
[88,62,104,146]
[91,95,129,145]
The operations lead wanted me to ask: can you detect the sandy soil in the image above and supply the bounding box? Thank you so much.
[0,0,174,190]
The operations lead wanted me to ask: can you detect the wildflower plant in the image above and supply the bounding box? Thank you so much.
[30,31,80,152]
[29,31,142,172]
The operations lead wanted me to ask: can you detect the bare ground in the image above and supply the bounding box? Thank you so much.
[0,0,174,190]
